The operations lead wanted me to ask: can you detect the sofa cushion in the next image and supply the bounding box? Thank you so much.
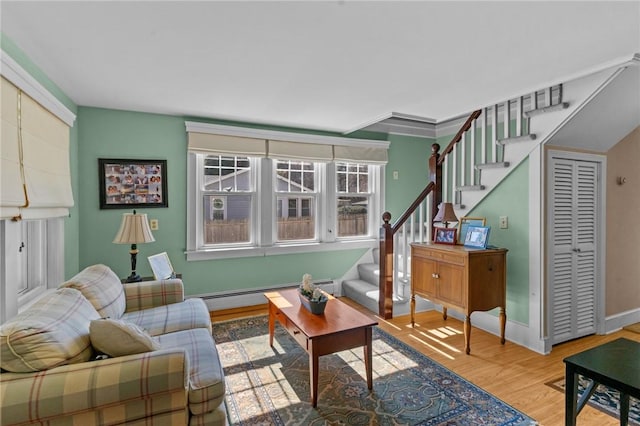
[156,328,225,415]
[90,318,160,357]
[0,288,100,372]
[121,298,212,336]
[60,264,126,319]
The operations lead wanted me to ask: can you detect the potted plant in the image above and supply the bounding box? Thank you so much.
[298,274,328,315]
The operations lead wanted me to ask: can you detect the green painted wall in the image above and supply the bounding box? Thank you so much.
[384,134,435,220]
[435,122,530,324]
[1,33,80,278]
[78,107,421,295]
[467,160,530,324]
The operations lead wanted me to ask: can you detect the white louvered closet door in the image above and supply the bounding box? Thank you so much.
[549,157,599,345]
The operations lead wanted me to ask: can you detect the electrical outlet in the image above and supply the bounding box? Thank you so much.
[150,219,159,231]
[393,170,399,180]
[499,216,508,229]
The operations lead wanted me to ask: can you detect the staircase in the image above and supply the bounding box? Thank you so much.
[344,84,571,318]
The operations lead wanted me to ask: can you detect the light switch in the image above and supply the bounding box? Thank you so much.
[393,171,399,180]
[499,216,508,229]
[150,219,159,230]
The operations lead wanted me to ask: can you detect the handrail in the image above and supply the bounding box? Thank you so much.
[389,181,436,233]
[437,109,482,165]
[378,109,482,319]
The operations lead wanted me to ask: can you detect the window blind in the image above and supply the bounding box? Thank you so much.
[268,140,333,162]
[0,77,74,220]
[186,121,389,165]
[187,132,267,157]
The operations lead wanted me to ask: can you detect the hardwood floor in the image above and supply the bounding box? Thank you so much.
[210,297,640,426]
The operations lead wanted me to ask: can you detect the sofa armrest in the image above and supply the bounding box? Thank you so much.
[1,349,189,425]
[124,278,185,312]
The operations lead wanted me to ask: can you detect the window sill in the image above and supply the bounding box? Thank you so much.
[186,238,378,261]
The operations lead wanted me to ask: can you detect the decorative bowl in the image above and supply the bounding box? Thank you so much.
[298,291,327,315]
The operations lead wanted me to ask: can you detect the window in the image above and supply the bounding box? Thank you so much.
[275,160,317,241]
[201,155,254,246]
[185,122,389,260]
[336,162,371,238]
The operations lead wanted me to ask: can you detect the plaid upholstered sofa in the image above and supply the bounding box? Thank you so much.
[0,264,228,425]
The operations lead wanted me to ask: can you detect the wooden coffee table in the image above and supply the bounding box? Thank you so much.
[264,289,378,407]
[563,338,640,425]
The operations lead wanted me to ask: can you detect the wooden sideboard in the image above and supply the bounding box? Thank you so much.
[410,243,507,354]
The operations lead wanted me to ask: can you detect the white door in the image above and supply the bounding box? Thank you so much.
[547,151,603,345]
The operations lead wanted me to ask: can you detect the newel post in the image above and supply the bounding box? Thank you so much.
[379,212,394,319]
[429,143,442,222]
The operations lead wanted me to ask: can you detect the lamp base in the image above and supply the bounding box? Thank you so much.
[125,273,142,283]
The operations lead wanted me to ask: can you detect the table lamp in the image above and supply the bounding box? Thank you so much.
[113,210,155,282]
[433,202,458,228]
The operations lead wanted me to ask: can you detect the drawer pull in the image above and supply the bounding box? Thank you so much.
[432,273,440,279]
[293,330,300,335]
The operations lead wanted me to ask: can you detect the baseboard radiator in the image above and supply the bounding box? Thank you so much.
[197,280,338,311]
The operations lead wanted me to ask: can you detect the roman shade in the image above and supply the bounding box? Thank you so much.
[185,121,389,164]
[187,132,267,157]
[267,140,333,162]
[0,77,74,220]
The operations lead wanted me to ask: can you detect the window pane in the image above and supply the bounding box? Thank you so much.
[276,160,315,192]
[203,155,251,191]
[336,162,369,194]
[277,196,315,241]
[203,194,251,244]
[337,196,369,237]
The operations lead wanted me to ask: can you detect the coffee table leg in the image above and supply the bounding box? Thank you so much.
[364,326,373,389]
[565,367,578,426]
[620,392,629,426]
[309,342,319,407]
[268,303,275,347]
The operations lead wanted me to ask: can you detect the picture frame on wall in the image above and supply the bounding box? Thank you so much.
[464,225,491,249]
[99,158,168,209]
[457,216,486,244]
[433,227,457,245]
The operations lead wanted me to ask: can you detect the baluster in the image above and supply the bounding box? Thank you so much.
[461,130,466,187]
[419,198,425,243]
[470,118,476,185]
[481,108,487,164]
[544,87,551,108]
[452,143,458,203]
[442,156,449,203]
[516,96,523,137]
[492,104,498,163]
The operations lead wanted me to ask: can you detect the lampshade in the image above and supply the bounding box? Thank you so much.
[433,202,458,225]
[113,211,155,244]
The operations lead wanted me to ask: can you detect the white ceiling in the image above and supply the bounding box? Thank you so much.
[2,1,639,134]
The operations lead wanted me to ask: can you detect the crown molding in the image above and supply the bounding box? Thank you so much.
[1,50,76,127]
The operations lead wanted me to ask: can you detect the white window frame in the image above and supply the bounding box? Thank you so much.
[1,218,64,322]
[187,156,383,261]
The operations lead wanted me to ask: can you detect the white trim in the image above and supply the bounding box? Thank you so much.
[1,50,76,126]
[186,238,377,261]
[185,121,390,150]
[604,308,640,334]
[528,144,546,353]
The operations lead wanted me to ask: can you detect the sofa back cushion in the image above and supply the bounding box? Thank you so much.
[0,288,100,372]
[60,264,125,319]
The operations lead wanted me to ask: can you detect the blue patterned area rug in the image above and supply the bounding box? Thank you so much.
[546,376,640,425]
[213,315,537,425]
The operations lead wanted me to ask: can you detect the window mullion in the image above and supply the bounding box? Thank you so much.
[259,157,273,246]
[324,163,336,242]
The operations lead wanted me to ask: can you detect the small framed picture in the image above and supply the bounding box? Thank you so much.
[464,225,491,249]
[457,217,486,245]
[433,227,457,245]
[148,252,176,280]
[99,158,168,209]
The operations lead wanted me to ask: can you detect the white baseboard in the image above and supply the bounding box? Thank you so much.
[604,308,640,333]
[196,280,337,312]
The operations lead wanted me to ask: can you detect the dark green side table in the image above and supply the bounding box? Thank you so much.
[563,338,640,425]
